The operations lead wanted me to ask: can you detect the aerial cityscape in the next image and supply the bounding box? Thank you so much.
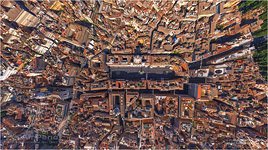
[0,0,267,149]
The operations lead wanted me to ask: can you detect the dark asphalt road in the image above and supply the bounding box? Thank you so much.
[189,41,251,69]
